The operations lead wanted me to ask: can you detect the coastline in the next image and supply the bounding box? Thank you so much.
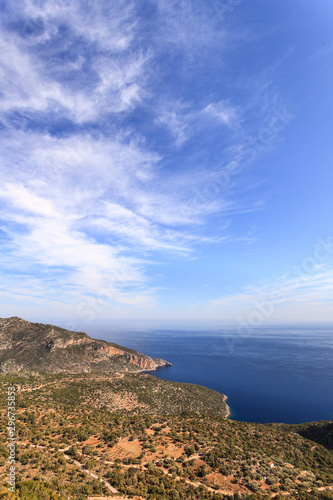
[142,365,231,418]
[224,394,231,419]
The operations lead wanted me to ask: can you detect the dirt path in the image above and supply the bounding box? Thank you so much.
[26,442,118,494]
[63,454,118,494]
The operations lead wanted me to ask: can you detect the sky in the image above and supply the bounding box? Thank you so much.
[0,0,333,331]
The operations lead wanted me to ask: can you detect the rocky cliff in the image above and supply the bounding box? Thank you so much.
[0,317,171,374]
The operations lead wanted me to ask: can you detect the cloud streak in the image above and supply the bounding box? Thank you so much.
[0,0,312,323]
[202,263,333,324]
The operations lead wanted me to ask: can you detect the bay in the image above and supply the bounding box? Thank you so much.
[86,325,333,424]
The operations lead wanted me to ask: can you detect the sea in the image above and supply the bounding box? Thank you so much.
[85,324,333,424]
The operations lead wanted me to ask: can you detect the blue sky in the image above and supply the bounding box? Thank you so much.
[0,0,333,329]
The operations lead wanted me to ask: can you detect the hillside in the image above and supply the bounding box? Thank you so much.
[0,318,332,499]
[289,421,333,451]
[0,372,230,417]
[0,317,171,374]
[0,376,332,500]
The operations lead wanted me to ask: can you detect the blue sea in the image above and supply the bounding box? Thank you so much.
[86,325,333,424]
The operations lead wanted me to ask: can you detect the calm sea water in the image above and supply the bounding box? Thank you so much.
[86,325,333,424]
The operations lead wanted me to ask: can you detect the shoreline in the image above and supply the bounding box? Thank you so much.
[224,394,232,419]
[142,368,232,418]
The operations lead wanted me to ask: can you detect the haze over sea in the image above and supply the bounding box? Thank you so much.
[87,324,333,425]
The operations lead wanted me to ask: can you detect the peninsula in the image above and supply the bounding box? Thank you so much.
[0,316,171,374]
[0,316,230,417]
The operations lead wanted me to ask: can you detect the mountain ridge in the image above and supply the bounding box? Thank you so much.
[0,316,171,374]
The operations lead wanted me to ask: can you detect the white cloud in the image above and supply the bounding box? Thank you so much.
[0,35,97,122]
[202,265,333,323]
[0,0,298,323]
[22,0,136,50]
[0,128,224,310]
[0,1,148,123]
[155,98,241,147]
[202,101,240,129]
[0,183,58,218]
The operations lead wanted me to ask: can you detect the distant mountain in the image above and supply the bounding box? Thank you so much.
[0,316,171,374]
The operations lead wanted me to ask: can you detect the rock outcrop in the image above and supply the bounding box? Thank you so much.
[0,316,172,374]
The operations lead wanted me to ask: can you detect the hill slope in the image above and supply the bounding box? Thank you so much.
[0,317,171,374]
[0,376,332,500]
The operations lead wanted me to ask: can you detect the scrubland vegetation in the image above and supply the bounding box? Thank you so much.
[0,374,332,499]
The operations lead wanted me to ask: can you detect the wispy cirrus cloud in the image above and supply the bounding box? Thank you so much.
[155,99,240,147]
[0,0,146,123]
[201,264,333,323]
[0,0,297,321]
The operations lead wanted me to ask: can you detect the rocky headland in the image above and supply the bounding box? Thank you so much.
[0,316,171,374]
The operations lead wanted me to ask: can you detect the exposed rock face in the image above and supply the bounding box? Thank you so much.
[153,358,172,368]
[0,317,172,374]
